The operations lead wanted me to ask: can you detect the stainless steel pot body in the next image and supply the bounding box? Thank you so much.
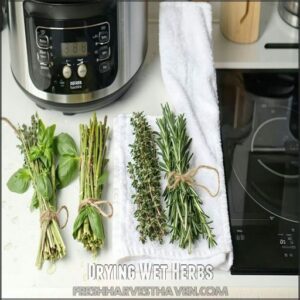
[284,1,299,16]
[278,1,299,28]
[7,0,147,109]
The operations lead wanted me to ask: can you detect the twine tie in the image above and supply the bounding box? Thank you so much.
[40,205,69,229]
[79,199,113,218]
[167,165,220,197]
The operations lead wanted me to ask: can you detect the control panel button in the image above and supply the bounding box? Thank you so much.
[99,31,109,44]
[99,61,111,73]
[99,23,109,32]
[99,45,110,61]
[77,64,87,78]
[37,49,50,65]
[98,22,110,44]
[37,34,49,49]
[62,65,72,79]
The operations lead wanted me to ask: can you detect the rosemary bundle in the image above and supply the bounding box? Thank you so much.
[5,115,73,268]
[127,112,167,243]
[73,113,111,254]
[156,104,217,251]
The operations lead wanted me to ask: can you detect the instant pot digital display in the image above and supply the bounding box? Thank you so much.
[61,42,88,57]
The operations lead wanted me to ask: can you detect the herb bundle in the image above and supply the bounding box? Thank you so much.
[127,112,167,243]
[5,115,78,268]
[156,104,217,251]
[73,114,112,255]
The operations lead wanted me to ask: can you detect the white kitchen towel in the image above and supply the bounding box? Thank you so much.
[112,2,233,271]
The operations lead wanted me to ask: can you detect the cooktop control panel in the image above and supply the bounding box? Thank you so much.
[24,11,118,94]
[230,223,298,274]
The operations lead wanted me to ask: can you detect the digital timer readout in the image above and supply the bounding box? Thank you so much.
[61,42,88,57]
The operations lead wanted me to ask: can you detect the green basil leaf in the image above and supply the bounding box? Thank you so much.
[30,192,39,210]
[38,119,46,134]
[44,148,52,163]
[88,207,105,240]
[37,119,46,144]
[7,168,31,194]
[40,148,53,169]
[29,146,41,161]
[39,156,47,169]
[36,174,53,200]
[72,208,88,239]
[38,125,55,148]
[98,170,109,186]
[54,133,78,157]
[37,120,55,148]
[43,125,56,148]
[56,155,79,188]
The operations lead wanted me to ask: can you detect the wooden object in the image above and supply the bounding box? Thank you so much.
[220,1,261,44]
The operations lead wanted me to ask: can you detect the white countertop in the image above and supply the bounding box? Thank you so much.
[1,14,299,299]
[213,2,298,69]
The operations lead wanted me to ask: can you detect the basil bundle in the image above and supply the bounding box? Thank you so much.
[5,114,79,268]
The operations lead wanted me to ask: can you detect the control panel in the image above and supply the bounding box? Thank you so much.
[278,226,297,260]
[231,222,298,274]
[24,10,118,94]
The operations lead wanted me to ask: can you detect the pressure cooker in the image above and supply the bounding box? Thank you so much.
[7,0,148,114]
[278,0,299,28]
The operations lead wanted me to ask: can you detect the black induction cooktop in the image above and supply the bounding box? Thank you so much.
[217,70,299,275]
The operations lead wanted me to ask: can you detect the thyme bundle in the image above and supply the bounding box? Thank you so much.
[156,104,217,251]
[127,112,167,243]
[73,114,112,254]
[4,115,78,268]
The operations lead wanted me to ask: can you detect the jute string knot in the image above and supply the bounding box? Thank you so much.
[79,199,113,218]
[40,205,69,229]
[167,165,220,198]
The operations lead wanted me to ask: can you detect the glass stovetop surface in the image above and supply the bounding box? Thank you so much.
[217,70,299,274]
